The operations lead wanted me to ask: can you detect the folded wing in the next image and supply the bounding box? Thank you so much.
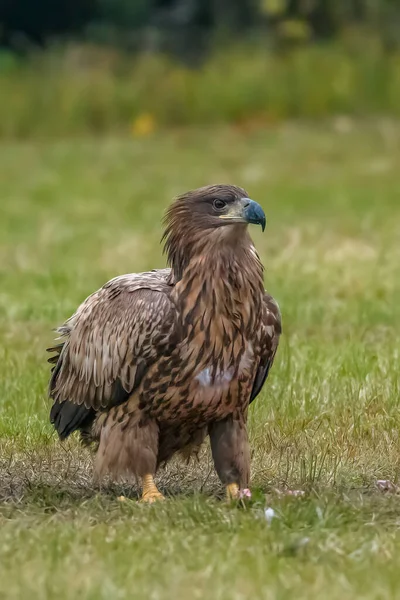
[48,269,176,439]
[250,293,281,404]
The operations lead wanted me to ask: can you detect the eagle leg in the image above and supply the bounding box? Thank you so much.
[94,410,162,489]
[209,416,250,501]
[140,474,165,503]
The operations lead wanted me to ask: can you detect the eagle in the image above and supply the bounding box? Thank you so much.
[48,185,281,502]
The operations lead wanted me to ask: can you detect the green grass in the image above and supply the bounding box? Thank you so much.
[1,121,400,598]
[2,41,400,137]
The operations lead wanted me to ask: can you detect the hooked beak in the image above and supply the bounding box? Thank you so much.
[242,198,266,232]
[219,197,266,232]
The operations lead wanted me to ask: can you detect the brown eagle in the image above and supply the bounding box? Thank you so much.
[48,185,281,502]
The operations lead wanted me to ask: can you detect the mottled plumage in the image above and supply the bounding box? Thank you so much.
[48,185,281,500]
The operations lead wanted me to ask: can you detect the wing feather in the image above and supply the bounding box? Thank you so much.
[250,293,281,404]
[48,269,176,417]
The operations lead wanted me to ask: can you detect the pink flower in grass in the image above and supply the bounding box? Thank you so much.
[239,488,252,499]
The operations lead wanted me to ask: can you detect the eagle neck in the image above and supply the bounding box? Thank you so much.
[171,231,264,339]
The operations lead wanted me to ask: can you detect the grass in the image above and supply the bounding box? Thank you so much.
[2,41,400,138]
[1,120,400,598]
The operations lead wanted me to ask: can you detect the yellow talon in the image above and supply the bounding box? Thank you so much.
[226,483,240,501]
[140,474,165,503]
[140,491,165,503]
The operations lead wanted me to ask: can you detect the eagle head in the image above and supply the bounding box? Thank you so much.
[162,184,266,280]
[165,184,266,233]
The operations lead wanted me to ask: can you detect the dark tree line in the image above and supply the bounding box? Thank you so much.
[1,0,400,53]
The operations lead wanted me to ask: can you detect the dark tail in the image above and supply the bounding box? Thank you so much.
[50,399,95,440]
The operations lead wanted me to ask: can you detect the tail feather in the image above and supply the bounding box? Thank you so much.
[50,400,95,440]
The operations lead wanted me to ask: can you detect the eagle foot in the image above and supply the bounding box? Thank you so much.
[226,483,240,501]
[140,490,165,503]
[140,474,165,503]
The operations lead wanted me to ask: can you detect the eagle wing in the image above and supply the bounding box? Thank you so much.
[48,269,177,439]
[250,293,281,404]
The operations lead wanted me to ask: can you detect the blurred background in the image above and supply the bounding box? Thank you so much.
[1,0,400,136]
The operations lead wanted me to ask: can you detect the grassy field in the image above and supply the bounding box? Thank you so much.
[1,120,400,599]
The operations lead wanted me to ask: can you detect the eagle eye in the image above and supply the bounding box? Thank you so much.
[213,198,227,211]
